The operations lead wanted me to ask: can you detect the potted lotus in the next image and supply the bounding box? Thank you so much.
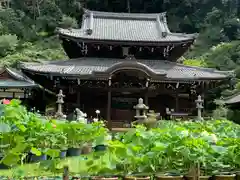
[56,133,68,158]
[205,132,238,180]
[115,127,152,180]
[65,122,86,156]
[49,122,68,158]
[184,129,223,180]
[91,121,110,152]
[29,131,52,162]
[209,148,236,180]
[153,127,185,180]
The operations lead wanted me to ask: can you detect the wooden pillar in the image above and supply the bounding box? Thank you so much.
[77,91,80,107]
[144,91,149,106]
[175,82,179,112]
[42,88,46,113]
[24,90,26,99]
[107,78,112,129]
[175,93,179,112]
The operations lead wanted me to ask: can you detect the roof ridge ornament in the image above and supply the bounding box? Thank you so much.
[162,32,168,38]
[86,11,93,35]
[156,15,168,38]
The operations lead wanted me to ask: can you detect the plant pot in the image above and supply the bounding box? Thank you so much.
[67,148,82,157]
[94,145,107,152]
[124,176,151,180]
[156,175,183,180]
[0,157,8,170]
[30,154,47,162]
[185,176,211,180]
[59,150,67,158]
[91,177,118,180]
[23,153,32,163]
[215,175,236,180]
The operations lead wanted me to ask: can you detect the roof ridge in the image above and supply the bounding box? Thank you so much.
[6,67,36,84]
[83,9,166,20]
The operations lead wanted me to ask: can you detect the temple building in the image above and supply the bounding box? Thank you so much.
[20,9,232,127]
[0,67,36,100]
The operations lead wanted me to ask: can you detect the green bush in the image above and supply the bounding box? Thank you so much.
[59,15,78,29]
[183,58,207,67]
[0,34,19,57]
[0,37,66,67]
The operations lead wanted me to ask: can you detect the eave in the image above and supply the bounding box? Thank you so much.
[58,33,197,46]
[20,58,232,84]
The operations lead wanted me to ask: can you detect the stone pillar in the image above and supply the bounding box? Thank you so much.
[55,89,66,119]
[107,77,112,129]
[195,95,204,121]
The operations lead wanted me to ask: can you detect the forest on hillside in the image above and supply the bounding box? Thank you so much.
[1,0,240,98]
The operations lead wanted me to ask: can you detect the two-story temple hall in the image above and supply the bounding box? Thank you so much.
[19,9,232,127]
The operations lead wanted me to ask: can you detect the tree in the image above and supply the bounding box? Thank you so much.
[0,34,19,57]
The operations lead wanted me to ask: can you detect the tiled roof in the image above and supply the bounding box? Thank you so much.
[20,58,232,81]
[0,80,36,88]
[224,93,240,104]
[0,67,36,88]
[57,9,197,42]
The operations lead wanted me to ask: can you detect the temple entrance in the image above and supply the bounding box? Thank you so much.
[111,92,139,122]
[109,69,148,126]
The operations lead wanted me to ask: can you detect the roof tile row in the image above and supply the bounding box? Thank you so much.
[21,58,232,81]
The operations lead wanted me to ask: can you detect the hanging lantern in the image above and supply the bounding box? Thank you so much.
[97,45,100,50]
[139,47,142,51]
[151,48,154,52]
[110,46,112,50]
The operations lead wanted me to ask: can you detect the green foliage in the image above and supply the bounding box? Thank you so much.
[203,42,240,70]
[59,15,78,29]
[212,100,228,119]
[0,36,66,67]
[0,99,109,168]
[0,100,240,177]
[0,0,239,70]
[183,58,207,67]
[0,34,19,57]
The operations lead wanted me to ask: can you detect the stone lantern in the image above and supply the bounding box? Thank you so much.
[133,98,149,122]
[55,89,66,119]
[195,95,204,121]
